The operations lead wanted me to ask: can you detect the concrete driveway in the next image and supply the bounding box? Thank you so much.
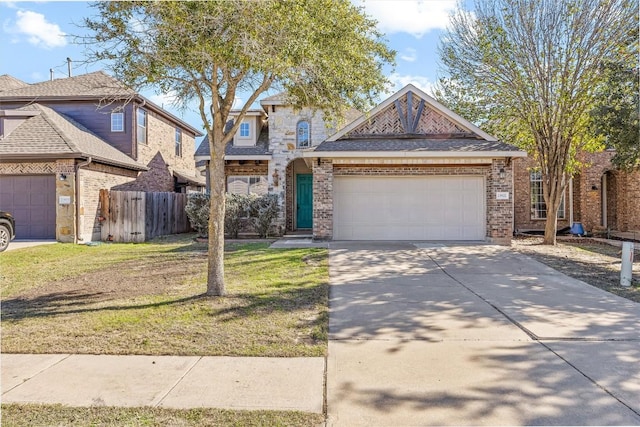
[327,242,640,426]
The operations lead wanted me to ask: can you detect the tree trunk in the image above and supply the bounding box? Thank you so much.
[543,212,558,245]
[206,150,227,296]
[541,168,566,246]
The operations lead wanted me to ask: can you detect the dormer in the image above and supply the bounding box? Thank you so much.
[0,109,40,139]
[230,109,267,147]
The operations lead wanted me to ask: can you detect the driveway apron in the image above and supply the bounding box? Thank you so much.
[326,242,640,426]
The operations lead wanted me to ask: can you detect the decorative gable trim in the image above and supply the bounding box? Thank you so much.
[327,84,498,142]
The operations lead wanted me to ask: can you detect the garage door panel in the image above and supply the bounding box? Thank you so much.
[333,176,485,241]
[0,175,56,239]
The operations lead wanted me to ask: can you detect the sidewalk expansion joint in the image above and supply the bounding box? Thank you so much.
[152,356,202,408]
[2,353,72,395]
[427,254,640,420]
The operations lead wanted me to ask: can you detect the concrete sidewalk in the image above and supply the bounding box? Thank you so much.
[1,354,324,413]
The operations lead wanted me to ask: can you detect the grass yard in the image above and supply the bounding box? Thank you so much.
[0,234,329,357]
[0,404,324,427]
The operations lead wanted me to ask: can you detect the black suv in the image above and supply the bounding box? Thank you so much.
[0,211,16,252]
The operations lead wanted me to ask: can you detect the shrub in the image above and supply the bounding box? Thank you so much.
[249,194,280,238]
[185,193,210,237]
[225,193,255,239]
[186,192,281,239]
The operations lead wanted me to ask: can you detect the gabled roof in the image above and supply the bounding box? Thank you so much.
[195,124,272,161]
[327,84,498,142]
[260,92,288,106]
[0,71,135,99]
[0,104,147,171]
[307,84,526,158]
[0,75,29,92]
[0,72,202,136]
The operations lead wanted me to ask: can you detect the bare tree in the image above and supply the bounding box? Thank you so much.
[440,0,637,244]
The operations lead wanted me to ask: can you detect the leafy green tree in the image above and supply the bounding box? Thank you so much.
[590,28,640,170]
[82,1,394,295]
[439,0,637,244]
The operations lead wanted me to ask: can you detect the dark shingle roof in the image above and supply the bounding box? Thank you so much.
[0,104,146,170]
[0,75,29,92]
[195,122,271,158]
[0,71,135,99]
[313,138,523,153]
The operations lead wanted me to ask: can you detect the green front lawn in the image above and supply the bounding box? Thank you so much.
[1,404,324,427]
[0,235,329,357]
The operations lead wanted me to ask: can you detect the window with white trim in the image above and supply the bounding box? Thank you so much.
[226,176,268,195]
[297,120,310,148]
[111,112,124,132]
[240,122,250,137]
[530,170,565,219]
[175,128,182,157]
[137,108,147,144]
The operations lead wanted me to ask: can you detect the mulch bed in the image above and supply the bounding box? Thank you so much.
[511,236,640,303]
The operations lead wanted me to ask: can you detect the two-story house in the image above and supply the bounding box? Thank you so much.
[197,84,640,243]
[0,72,204,243]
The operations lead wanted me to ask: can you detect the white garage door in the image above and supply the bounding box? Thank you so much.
[333,176,485,240]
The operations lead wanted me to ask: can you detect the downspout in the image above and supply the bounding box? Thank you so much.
[75,157,92,244]
[569,177,574,225]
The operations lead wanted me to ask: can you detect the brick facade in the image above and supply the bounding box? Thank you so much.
[79,163,138,242]
[513,151,640,234]
[312,159,334,240]
[315,160,514,244]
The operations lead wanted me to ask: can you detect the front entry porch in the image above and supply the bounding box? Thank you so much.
[285,158,313,232]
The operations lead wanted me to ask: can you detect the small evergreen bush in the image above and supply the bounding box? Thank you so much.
[185,193,210,237]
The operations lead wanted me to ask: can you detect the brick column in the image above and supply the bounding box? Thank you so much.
[487,159,513,245]
[312,158,333,240]
[56,159,76,243]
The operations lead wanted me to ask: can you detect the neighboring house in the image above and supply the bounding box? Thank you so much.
[197,84,527,244]
[514,152,640,236]
[0,72,204,242]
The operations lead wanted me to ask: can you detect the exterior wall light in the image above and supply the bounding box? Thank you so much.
[498,168,506,180]
[272,169,279,187]
[59,173,67,181]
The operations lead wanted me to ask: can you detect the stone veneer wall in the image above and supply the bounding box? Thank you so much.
[266,106,337,231]
[79,163,138,242]
[311,160,514,244]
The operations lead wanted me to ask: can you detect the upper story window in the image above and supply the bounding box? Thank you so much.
[175,128,182,157]
[137,108,147,144]
[530,170,565,219]
[297,120,310,148]
[239,122,250,138]
[111,112,124,132]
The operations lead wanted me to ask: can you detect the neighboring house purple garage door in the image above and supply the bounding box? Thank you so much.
[0,175,56,239]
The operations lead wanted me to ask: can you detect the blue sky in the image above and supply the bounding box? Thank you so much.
[0,0,460,140]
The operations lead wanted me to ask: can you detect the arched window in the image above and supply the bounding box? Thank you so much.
[297,120,310,148]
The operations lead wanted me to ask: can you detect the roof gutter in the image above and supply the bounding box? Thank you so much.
[75,156,92,244]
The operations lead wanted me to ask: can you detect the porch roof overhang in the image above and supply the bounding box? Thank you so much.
[301,150,527,159]
[224,154,273,161]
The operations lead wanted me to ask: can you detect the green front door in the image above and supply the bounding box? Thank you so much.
[296,174,313,229]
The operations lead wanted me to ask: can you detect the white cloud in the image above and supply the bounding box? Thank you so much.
[5,10,67,49]
[357,0,457,38]
[385,73,436,97]
[399,48,417,62]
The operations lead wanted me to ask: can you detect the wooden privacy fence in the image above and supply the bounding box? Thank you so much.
[99,190,191,243]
